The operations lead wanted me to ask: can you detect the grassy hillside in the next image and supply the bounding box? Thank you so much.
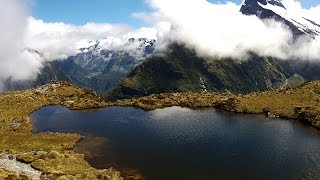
[105,44,306,100]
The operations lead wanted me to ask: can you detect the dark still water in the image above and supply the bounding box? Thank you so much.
[31,106,320,180]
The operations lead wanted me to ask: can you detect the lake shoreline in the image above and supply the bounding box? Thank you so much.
[0,82,121,179]
[111,81,320,130]
[31,105,320,180]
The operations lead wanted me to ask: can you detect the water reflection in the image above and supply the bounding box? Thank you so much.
[31,106,320,180]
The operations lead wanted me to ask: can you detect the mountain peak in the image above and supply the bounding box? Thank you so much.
[242,0,286,9]
[240,0,285,16]
[240,0,320,37]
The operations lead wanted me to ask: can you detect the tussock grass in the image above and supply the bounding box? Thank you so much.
[0,168,30,180]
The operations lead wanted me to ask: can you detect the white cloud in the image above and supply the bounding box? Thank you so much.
[282,0,320,22]
[23,17,160,61]
[0,0,43,86]
[291,35,320,60]
[140,0,320,60]
[25,17,132,60]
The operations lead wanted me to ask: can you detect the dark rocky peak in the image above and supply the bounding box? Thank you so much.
[240,0,285,16]
[240,0,306,37]
[264,0,285,8]
[125,38,157,55]
[126,38,156,46]
[241,0,285,10]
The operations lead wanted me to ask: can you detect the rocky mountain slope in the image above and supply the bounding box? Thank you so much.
[105,43,312,100]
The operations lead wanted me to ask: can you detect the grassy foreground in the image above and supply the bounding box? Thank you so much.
[1,81,319,179]
[0,82,121,179]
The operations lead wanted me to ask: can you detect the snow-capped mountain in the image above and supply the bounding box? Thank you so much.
[79,37,156,56]
[240,0,320,37]
[56,37,157,93]
[3,36,157,93]
[73,37,156,71]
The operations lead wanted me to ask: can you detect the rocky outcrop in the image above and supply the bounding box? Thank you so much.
[295,106,320,128]
[0,153,42,180]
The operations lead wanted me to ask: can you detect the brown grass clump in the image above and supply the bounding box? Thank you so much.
[0,168,30,180]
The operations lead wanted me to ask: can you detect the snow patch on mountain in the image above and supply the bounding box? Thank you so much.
[78,37,156,61]
[258,2,320,35]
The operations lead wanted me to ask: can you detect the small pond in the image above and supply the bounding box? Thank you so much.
[31,106,320,180]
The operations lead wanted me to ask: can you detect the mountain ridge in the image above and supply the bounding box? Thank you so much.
[104,43,308,100]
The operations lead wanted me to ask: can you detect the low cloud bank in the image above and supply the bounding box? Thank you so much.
[0,0,42,88]
[24,17,158,61]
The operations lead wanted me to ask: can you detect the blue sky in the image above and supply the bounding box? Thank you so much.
[32,0,319,27]
[32,0,152,27]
